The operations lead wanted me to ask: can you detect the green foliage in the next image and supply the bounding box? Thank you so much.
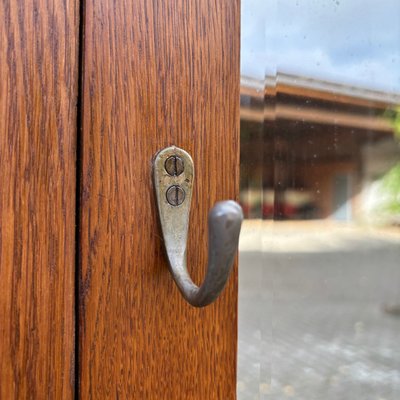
[380,163,400,215]
[384,106,400,139]
[376,107,400,219]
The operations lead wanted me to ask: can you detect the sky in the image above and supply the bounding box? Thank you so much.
[241,0,400,93]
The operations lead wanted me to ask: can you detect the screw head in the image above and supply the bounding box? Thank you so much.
[165,155,184,176]
[166,185,185,206]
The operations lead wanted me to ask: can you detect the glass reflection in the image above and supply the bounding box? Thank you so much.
[238,1,400,399]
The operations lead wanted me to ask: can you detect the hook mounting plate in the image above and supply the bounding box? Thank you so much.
[153,146,194,270]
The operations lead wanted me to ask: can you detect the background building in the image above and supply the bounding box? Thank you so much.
[240,74,400,223]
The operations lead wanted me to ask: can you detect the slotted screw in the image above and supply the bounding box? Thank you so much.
[165,155,184,176]
[166,185,185,206]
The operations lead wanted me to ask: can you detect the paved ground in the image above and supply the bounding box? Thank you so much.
[237,221,400,400]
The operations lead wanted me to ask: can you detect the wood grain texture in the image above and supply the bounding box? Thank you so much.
[0,0,79,398]
[79,0,240,398]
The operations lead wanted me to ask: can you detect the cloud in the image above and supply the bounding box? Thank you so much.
[241,0,400,92]
[241,0,267,78]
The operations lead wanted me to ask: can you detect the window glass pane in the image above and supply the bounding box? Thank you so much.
[239,1,400,398]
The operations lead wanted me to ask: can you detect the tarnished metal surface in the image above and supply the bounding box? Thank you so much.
[153,146,243,307]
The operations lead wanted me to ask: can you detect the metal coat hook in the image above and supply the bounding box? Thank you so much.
[153,146,243,307]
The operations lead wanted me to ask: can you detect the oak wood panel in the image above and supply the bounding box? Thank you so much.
[0,0,79,398]
[79,0,240,398]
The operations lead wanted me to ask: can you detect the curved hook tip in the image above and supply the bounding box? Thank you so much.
[210,200,244,220]
[209,201,244,235]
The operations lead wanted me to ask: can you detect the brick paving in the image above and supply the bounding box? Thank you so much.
[238,222,400,400]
